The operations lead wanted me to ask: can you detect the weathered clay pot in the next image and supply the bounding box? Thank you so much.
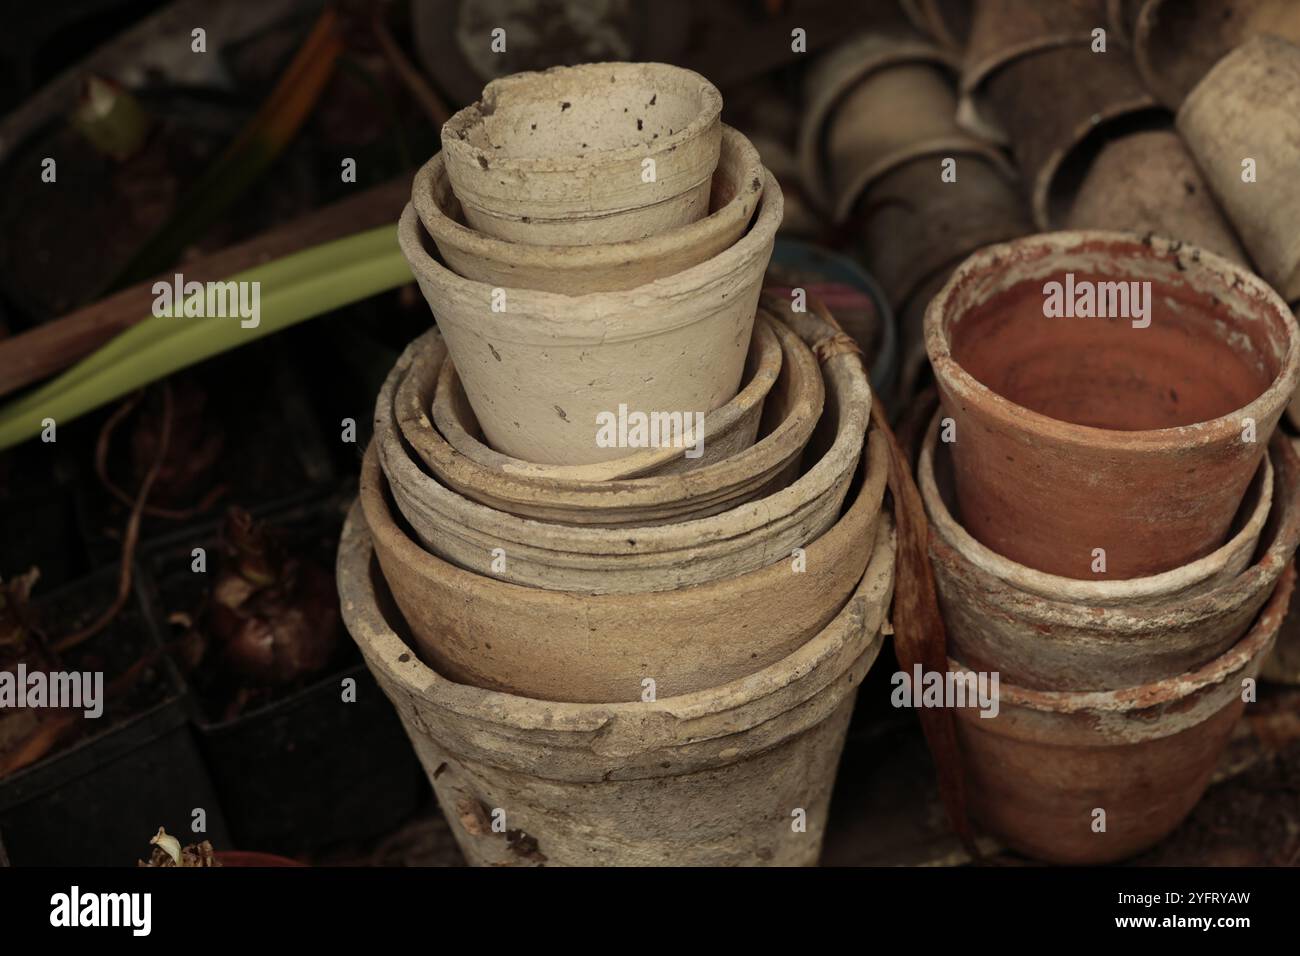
[963,0,1104,95]
[859,153,1030,309]
[359,435,883,701]
[984,43,1160,229]
[798,31,1009,223]
[925,231,1300,580]
[337,498,896,865]
[953,563,1293,864]
[1135,0,1300,109]
[415,126,763,294]
[1064,129,1251,266]
[375,317,877,594]
[922,421,1295,691]
[431,315,783,485]
[923,412,1275,607]
[396,172,782,466]
[958,0,1107,143]
[822,58,1012,224]
[1177,36,1300,302]
[401,315,821,527]
[441,62,723,245]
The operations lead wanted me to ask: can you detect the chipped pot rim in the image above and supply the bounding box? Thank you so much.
[440,61,722,174]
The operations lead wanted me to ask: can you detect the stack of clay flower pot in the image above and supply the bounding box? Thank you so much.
[798,25,1030,406]
[921,230,1300,863]
[337,62,896,866]
[960,0,1161,229]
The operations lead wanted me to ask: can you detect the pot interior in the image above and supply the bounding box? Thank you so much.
[463,66,711,158]
[947,263,1285,431]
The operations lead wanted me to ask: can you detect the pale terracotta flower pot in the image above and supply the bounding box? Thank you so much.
[798,31,1008,223]
[921,418,1293,691]
[822,59,1012,225]
[1064,129,1251,267]
[396,171,782,466]
[374,314,877,594]
[859,152,1030,309]
[399,316,822,527]
[983,43,1160,228]
[925,230,1300,580]
[358,432,884,702]
[958,0,1106,144]
[415,126,763,294]
[1177,35,1300,302]
[433,316,781,480]
[1135,0,1300,109]
[953,563,1293,864]
[441,62,722,245]
[337,498,896,865]
[923,410,1276,605]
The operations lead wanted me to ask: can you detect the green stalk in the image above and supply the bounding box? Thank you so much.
[5,226,402,417]
[0,225,410,450]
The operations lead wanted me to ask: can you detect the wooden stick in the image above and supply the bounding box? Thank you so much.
[0,176,411,399]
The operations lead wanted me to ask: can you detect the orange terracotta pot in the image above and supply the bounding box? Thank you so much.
[926,231,1300,579]
[953,561,1293,864]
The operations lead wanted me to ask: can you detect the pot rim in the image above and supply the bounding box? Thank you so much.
[927,430,1300,634]
[426,314,792,489]
[340,490,895,732]
[949,560,1294,714]
[924,230,1300,452]
[415,125,763,277]
[441,61,722,175]
[798,31,957,211]
[831,138,1016,226]
[962,31,1097,96]
[378,339,871,559]
[919,411,1275,603]
[396,171,783,345]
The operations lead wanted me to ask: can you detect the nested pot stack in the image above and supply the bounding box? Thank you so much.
[337,63,895,866]
[797,26,1031,407]
[923,230,1300,863]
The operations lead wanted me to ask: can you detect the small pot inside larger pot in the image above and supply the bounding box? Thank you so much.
[925,231,1300,579]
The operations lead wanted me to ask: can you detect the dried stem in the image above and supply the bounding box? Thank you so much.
[54,384,173,653]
